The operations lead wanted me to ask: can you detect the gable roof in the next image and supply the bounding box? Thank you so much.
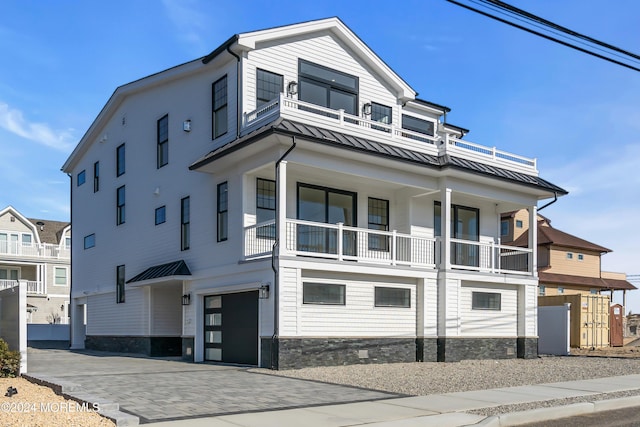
[190,118,566,195]
[27,218,70,245]
[513,222,611,253]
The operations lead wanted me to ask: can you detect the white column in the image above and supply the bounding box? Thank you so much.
[528,206,537,277]
[441,188,452,270]
[277,160,288,256]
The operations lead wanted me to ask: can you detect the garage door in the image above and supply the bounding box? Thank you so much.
[204,291,258,365]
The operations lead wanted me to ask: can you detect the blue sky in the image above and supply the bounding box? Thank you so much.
[1,1,638,307]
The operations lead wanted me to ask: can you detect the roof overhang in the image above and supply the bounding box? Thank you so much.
[126,260,191,287]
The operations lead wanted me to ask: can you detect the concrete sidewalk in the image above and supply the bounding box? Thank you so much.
[24,348,640,426]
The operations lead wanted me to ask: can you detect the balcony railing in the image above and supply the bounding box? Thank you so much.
[0,279,46,295]
[243,94,537,174]
[0,242,69,260]
[243,219,532,275]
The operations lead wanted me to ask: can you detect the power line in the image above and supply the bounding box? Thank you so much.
[446,0,640,72]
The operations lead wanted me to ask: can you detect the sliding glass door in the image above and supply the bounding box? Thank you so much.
[435,202,480,267]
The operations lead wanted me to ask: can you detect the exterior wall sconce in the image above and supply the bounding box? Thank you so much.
[287,81,298,96]
[182,293,191,306]
[259,283,270,299]
[183,120,192,132]
[362,103,372,116]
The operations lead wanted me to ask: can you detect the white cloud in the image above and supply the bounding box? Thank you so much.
[0,102,75,152]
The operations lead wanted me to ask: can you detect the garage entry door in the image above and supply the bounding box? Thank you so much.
[204,291,258,365]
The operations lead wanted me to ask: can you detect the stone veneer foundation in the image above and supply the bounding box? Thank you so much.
[85,336,181,357]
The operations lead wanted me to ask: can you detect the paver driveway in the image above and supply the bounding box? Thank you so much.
[27,348,400,423]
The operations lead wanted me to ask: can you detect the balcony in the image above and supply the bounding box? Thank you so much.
[242,94,537,175]
[0,279,46,295]
[244,219,532,275]
[0,242,69,261]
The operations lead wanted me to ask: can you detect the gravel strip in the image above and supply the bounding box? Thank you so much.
[252,356,640,415]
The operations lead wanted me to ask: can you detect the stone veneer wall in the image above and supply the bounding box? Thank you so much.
[517,337,538,359]
[416,338,438,362]
[85,336,181,357]
[437,337,526,362]
[181,337,195,362]
[273,337,416,370]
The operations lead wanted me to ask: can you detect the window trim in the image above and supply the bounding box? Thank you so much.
[93,161,99,192]
[302,282,346,305]
[500,219,509,237]
[155,205,166,226]
[116,265,125,304]
[157,114,169,169]
[54,266,68,286]
[401,114,435,137]
[515,219,524,228]
[471,291,501,311]
[181,197,190,251]
[116,143,125,177]
[116,185,126,225]
[217,182,228,242]
[374,286,411,308]
[566,252,574,260]
[83,233,95,249]
[212,75,228,139]
[77,170,86,186]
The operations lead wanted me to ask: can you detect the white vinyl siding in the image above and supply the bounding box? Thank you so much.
[86,289,149,335]
[150,286,181,335]
[460,283,517,337]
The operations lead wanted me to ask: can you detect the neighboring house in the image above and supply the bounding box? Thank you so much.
[502,211,636,306]
[0,206,71,324]
[62,18,566,368]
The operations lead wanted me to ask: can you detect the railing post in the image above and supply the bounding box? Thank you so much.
[492,147,497,161]
[391,230,397,266]
[338,109,344,126]
[490,240,495,273]
[337,222,344,261]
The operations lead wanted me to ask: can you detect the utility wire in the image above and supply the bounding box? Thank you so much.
[446,0,640,72]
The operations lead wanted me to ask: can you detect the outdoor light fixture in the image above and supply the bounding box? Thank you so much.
[287,81,298,96]
[183,120,192,132]
[362,103,372,116]
[182,293,191,306]
[259,283,270,299]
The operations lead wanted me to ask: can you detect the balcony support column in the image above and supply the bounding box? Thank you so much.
[441,188,452,270]
[277,160,288,256]
[528,205,537,276]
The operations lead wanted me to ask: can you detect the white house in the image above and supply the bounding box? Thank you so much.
[62,18,566,368]
[0,206,71,325]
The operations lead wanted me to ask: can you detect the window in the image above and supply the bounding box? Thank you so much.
[557,287,565,294]
[368,198,389,250]
[256,178,275,238]
[217,182,228,242]
[375,287,410,308]
[566,252,573,260]
[472,292,501,310]
[83,234,95,249]
[212,76,228,139]
[93,161,100,192]
[21,234,32,246]
[65,237,71,249]
[0,268,19,281]
[402,115,434,137]
[578,254,584,261]
[155,206,166,225]
[515,219,523,228]
[77,170,86,186]
[500,219,509,236]
[116,143,125,176]
[434,201,480,267]
[539,285,546,296]
[257,69,283,108]
[157,114,168,168]
[590,289,598,295]
[116,265,125,303]
[371,102,392,132]
[303,282,345,305]
[54,267,67,286]
[298,59,358,115]
[116,185,125,225]
[181,197,190,250]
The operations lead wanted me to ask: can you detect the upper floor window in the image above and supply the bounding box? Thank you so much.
[472,291,501,310]
[371,102,392,132]
[77,170,86,186]
[157,114,168,168]
[217,182,228,242]
[566,252,573,260]
[578,254,584,261]
[368,197,389,251]
[21,234,32,246]
[116,143,126,176]
[402,114,434,137]
[54,267,68,286]
[256,178,275,238]
[65,237,71,249]
[557,287,565,294]
[257,69,283,107]
[116,185,126,225]
[116,264,125,303]
[155,206,166,225]
[298,59,358,115]
[500,219,509,236]
[515,219,523,228]
[84,233,95,249]
[93,161,100,192]
[212,76,228,139]
[181,197,190,250]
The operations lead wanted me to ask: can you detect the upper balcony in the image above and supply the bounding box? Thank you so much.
[241,94,538,176]
[0,242,69,261]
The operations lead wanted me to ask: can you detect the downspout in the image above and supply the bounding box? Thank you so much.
[226,45,241,139]
[66,172,72,348]
[537,192,558,211]
[270,137,296,369]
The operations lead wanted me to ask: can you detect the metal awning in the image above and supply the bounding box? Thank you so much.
[126,260,191,286]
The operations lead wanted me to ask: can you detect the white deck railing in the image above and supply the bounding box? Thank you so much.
[243,94,537,174]
[243,219,532,275]
[0,279,46,295]
[0,242,69,260]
